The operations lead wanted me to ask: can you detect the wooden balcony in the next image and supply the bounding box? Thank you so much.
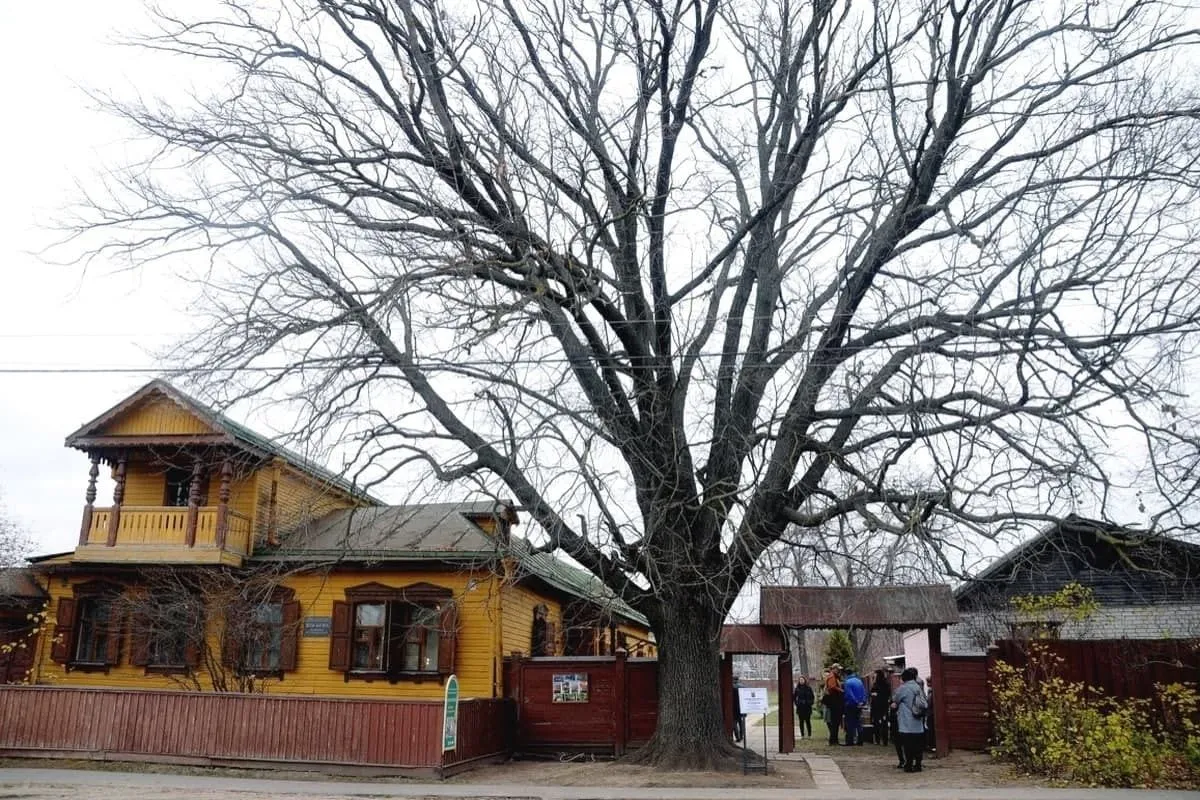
[74,506,252,566]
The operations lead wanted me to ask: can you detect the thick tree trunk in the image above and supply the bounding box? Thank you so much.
[627,599,742,769]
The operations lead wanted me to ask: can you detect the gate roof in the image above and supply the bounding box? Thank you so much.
[720,624,786,654]
[760,585,958,629]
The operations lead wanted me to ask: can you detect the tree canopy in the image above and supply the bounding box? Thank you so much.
[74,0,1200,766]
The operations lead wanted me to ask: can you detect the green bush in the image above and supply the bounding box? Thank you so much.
[990,645,1199,788]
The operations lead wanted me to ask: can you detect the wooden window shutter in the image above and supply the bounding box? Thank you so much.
[279,599,300,671]
[50,597,77,664]
[328,600,351,671]
[547,621,559,656]
[183,625,202,668]
[104,607,123,666]
[221,615,242,669]
[130,615,150,667]
[437,600,458,675]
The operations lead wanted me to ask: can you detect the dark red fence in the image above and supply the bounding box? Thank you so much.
[940,638,1200,752]
[940,655,989,750]
[991,638,1200,697]
[0,686,507,775]
[505,653,657,755]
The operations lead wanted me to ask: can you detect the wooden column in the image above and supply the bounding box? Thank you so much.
[215,457,233,549]
[778,652,795,754]
[720,652,734,741]
[613,648,628,757]
[78,455,100,546]
[184,457,204,547]
[105,454,127,546]
[929,625,951,757]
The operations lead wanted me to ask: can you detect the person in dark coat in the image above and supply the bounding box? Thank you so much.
[870,669,892,745]
[793,675,815,738]
[731,674,745,743]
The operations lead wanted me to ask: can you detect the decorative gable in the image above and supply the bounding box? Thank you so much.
[95,394,217,437]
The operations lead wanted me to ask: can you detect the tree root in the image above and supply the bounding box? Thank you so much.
[622,733,751,771]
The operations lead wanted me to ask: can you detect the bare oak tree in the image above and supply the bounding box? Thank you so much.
[75,0,1200,766]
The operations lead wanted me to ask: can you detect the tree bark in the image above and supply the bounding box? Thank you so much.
[627,599,741,769]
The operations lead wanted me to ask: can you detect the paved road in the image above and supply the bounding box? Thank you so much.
[2,768,1199,800]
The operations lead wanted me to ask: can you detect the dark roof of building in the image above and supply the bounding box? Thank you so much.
[955,515,1200,608]
[0,568,46,601]
[64,380,378,504]
[260,502,504,560]
[255,503,649,627]
[759,585,959,629]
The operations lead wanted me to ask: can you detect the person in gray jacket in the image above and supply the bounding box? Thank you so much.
[891,667,928,772]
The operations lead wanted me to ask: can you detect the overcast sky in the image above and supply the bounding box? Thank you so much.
[0,1,189,554]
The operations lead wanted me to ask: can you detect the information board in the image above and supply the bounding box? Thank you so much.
[738,686,769,714]
[442,674,459,752]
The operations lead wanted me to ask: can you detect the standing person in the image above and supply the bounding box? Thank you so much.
[842,668,867,746]
[793,675,815,738]
[892,667,928,772]
[890,691,904,768]
[823,664,845,745]
[870,669,892,745]
[731,674,745,743]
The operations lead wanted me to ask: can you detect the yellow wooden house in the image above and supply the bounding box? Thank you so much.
[24,380,654,700]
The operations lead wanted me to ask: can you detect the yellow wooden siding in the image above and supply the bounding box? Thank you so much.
[500,584,563,656]
[98,396,215,436]
[33,569,503,700]
[112,462,255,520]
[119,462,171,507]
[273,466,355,531]
[616,621,656,657]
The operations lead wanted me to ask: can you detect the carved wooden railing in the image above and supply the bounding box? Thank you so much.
[84,507,251,556]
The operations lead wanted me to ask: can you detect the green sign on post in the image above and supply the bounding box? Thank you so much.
[442,673,459,752]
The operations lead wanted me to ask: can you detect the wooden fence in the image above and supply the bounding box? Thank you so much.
[939,638,1200,752]
[991,638,1200,697]
[0,686,507,776]
[505,653,657,755]
[940,655,989,751]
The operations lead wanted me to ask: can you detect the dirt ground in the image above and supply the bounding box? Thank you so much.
[446,756,814,789]
[796,739,1043,789]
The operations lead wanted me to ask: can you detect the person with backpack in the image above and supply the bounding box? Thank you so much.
[891,667,928,772]
[822,665,845,745]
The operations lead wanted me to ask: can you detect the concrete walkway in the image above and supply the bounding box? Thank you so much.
[2,768,1199,800]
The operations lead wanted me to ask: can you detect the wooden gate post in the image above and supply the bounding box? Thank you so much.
[777,652,794,754]
[614,649,628,757]
[929,625,950,757]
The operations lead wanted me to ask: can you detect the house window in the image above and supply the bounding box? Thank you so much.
[352,602,387,670]
[222,592,299,675]
[147,626,188,668]
[349,601,440,673]
[131,590,203,673]
[50,583,124,670]
[243,603,284,672]
[74,597,112,664]
[330,582,457,680]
